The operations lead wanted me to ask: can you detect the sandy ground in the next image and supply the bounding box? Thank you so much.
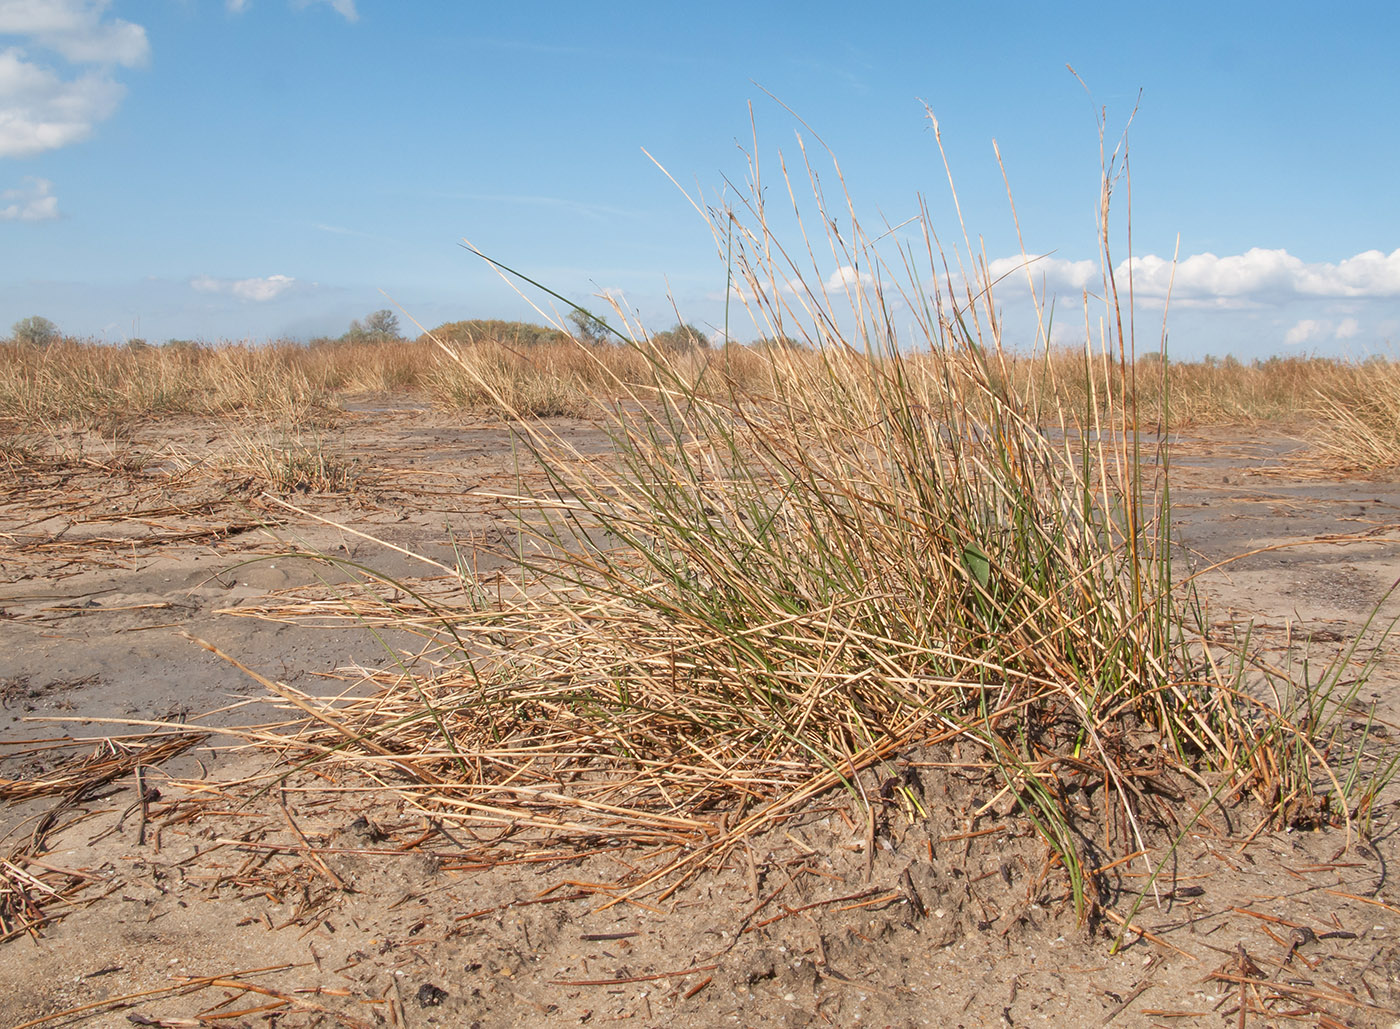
[2,406,1399,1028]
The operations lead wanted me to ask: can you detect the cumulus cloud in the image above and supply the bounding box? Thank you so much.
[1118,247,1400,306]
[191,274,297,302]
[0,1,146,158]
[226,0,250,11]
[981,247,1400,320]
[985,254,1098,293]
[0,175,57,219]
[1283,319,1324,346]
[0,48,125,156]
[292,0,359,22]
[825,265,874,291]
[0,1,149,67]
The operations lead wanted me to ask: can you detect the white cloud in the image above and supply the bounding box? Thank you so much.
[1284,316,1367,347]
[825,265,874,291]
[986,254,1097,293]
[1298,250,1400,298]
[1284,318,1324,346]
[1117,248,1400,307]
[0,175,56,219]
[233,1,363,21]
[0,2,147,158]
[705,277,777,305]
[191,274,297,302]
[981,248,1400,318]
[0,1,148,67]
[292,0,359,22]
[0,47,124,156]
[1048,319,1088,348]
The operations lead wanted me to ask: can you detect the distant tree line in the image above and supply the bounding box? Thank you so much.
[6,309,739,352]
[412,314,714,353]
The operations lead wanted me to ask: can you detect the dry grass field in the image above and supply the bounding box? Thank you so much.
[2,332,1399,1028]
[3,143,1400,1026]
[5,333,1400,439]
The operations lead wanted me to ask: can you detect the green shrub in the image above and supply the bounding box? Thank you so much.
[419,319,566,348]
[649,321,710,352]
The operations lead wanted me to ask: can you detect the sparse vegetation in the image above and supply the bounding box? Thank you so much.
[223,429,360,493]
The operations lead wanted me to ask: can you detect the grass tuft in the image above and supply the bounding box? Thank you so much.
[223,117,1397,921]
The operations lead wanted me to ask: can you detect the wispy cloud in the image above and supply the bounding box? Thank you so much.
[311,221,399,244]
[1284,316,1368,347]
[0,175,57,220]
[440,192,638,222]
[0,1,147,158]
[705,281,759,304]
[191,273,297,302]
[786,54,870,95]
[469,36,587,56]
[291,0,358,23]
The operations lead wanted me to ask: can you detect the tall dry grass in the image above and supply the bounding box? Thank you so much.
[222,115,1397,924]
[1307,357,1400,468]
[0,335,765,424]
[5,334,1395,453]
[0,339,332,424]
[1,298,1395,453]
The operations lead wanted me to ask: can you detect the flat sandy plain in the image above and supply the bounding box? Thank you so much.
[2,403,1399,1028]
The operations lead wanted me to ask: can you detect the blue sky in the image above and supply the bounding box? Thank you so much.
[1,1,1398,359]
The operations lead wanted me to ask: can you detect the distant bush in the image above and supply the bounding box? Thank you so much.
[649,322,710,353]
[342,309,402,343]
[420,319,567,348]
[11,315,60,347]
[753,333,808,351]
[567,308,612,344]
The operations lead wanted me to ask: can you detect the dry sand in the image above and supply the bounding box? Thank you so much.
[2,406,1399,1028]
